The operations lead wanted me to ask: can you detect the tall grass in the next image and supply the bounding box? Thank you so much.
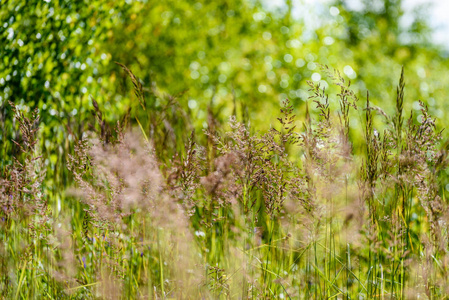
[1,65,449,299]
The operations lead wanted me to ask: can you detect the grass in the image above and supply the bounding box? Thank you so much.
[1,64,449,299]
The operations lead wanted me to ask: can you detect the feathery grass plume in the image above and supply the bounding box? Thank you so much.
[321,65,358,142]
[115,62,146,111]
[116,62,193,162]
[68,128,201,298]
[363,91,380,206]
[291,77,362,298]
[2,103,49,232]
[204,115,264,214]
[167,130,205,216]
[0,103,51,298]
[90,97,113,144]
[395,66,405,146]
[273,99,299,147]
[258,99,298,216]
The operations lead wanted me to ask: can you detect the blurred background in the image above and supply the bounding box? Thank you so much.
[1,0,448,194]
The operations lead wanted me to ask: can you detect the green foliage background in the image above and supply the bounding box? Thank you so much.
[2,0,448,159]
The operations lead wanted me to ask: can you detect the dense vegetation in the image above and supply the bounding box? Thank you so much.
[2,0,449,298]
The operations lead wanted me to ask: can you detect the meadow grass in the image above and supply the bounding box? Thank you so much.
[1,65,449,299]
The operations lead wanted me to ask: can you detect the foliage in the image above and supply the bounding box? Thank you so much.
[2,0,449,298]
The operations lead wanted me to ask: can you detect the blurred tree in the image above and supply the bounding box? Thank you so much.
[330,0,447,118]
